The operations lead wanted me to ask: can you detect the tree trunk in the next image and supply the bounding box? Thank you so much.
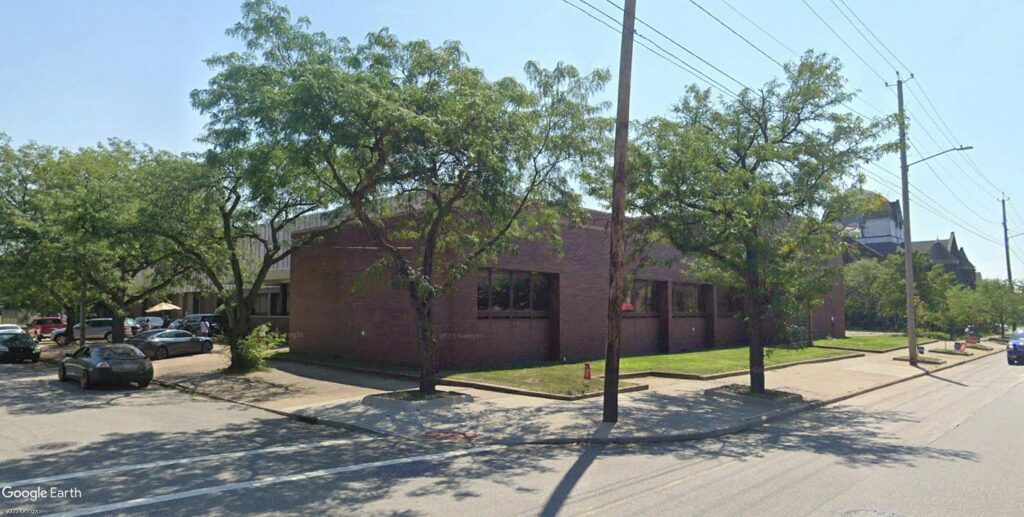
[226,304,253,371]
[110,312,126,343]
[743,280,766,394]
[412,298,439,394]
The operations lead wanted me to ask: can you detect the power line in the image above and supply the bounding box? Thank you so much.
[829,0,897,73]
[863,164,1002,246]
[717,0,799,57]
[560,0,737,97]
[598,0,752,91]
[686,0,785,68]
[682,0,879,120]
[801,0,888,84]
[836,0,911,74]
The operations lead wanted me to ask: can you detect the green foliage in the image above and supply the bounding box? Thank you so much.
[599,52,894,391]
[194,0,610,390]
[233,323,286,371]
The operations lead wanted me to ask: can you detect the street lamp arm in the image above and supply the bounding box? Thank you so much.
[907,145,973,167]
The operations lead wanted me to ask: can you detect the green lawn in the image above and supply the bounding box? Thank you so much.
[447,346,852,395]
[275,346,853,397]
[813,335,932,352]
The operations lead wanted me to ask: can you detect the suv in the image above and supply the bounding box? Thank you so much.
[67,319,132,343]
[27,316,65,338]
[1008,331,1024,365]
[181,314,225,336]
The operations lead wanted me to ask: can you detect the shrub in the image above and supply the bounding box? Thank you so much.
[235,323,285,370]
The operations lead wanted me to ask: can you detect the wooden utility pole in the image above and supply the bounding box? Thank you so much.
[1002,196,1013,288]
[895,74,918,366]
[603,0,636,424]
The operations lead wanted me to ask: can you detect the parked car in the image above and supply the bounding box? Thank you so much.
[27,316,65,338]
[134,316,165,330]
[64,319,132,343]
[127,329,213,360]
[0,332,40,363]
[124,318,141,336]
[51,326,71,346]
[180,314,226,336]
[58,344,153,389]
[0,324,25,334]
[1008,331,1024,365]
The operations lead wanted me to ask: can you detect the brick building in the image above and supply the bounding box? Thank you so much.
[288,211,846,370]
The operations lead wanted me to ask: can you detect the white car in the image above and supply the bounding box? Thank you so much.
[0,324,26,334]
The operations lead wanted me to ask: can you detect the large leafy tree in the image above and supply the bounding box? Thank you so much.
[621,53,893,393]
[193,0,609,391]
[40,142,194,343]
[145,148,338,370]
[0,135,102,337]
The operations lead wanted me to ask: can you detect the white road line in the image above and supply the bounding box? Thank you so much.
[45,445,504,517]
[2,437,374,488]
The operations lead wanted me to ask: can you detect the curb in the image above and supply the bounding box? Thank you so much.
[155,346,1007,447]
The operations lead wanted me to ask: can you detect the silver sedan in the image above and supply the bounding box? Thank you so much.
[126,329,213,360]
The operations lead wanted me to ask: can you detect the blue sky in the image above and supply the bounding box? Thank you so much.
[2,0,1022,279]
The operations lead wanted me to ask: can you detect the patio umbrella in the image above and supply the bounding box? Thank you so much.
[145,302,181,313]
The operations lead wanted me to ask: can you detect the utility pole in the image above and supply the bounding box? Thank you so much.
[895,74,918,366]
[1002,195,1013,288]
[603,0,636,424]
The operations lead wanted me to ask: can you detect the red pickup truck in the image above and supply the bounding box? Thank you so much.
[27,316,65,338]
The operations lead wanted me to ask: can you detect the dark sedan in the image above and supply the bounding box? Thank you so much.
[0,332,41,363]
[126,329,213,360]
[58,344,153,389]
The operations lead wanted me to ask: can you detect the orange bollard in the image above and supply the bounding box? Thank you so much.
[584,362,592,380]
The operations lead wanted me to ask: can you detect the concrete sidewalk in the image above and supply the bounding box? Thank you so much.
[154,339,1007,445]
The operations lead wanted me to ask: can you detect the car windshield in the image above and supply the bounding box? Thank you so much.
[1012,331,1024,340]
[0,333,34,346]
[96,346,146,359]
[125,318,136,325]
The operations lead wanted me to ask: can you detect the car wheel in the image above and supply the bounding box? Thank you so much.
[155,347,169,360]
[79,371,91,390]
[137,379,151,388]
[104,333,113,343]
[202,342,213,353]
[58,365,66,382]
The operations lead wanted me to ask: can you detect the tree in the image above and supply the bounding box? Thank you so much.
[145,149,338,371]
[192,0,609,391]
[52,142,197,342]
[620,53,893,393]
[977,278,1022,337]
[0,135,101,337]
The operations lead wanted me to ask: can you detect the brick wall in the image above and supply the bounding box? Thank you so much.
[289,214,847,369]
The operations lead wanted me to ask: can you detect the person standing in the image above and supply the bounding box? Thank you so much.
[199,318,210,338]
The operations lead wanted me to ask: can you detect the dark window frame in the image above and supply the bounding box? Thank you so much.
[477,268,553,319]
[672,282,708,318]
[623,280,662,318]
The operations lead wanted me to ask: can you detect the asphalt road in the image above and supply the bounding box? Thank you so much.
[1,351,1021,516]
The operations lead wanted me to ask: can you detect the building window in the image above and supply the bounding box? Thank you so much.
[717,288,744,317]
[673,283,706,317]
[623,280,661,317]
[478,269,552,318]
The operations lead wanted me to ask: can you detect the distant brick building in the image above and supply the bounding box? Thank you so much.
[288,211,846,370]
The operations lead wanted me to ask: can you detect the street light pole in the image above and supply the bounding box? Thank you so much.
[895,75,918,366]
[890,73,973,366]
